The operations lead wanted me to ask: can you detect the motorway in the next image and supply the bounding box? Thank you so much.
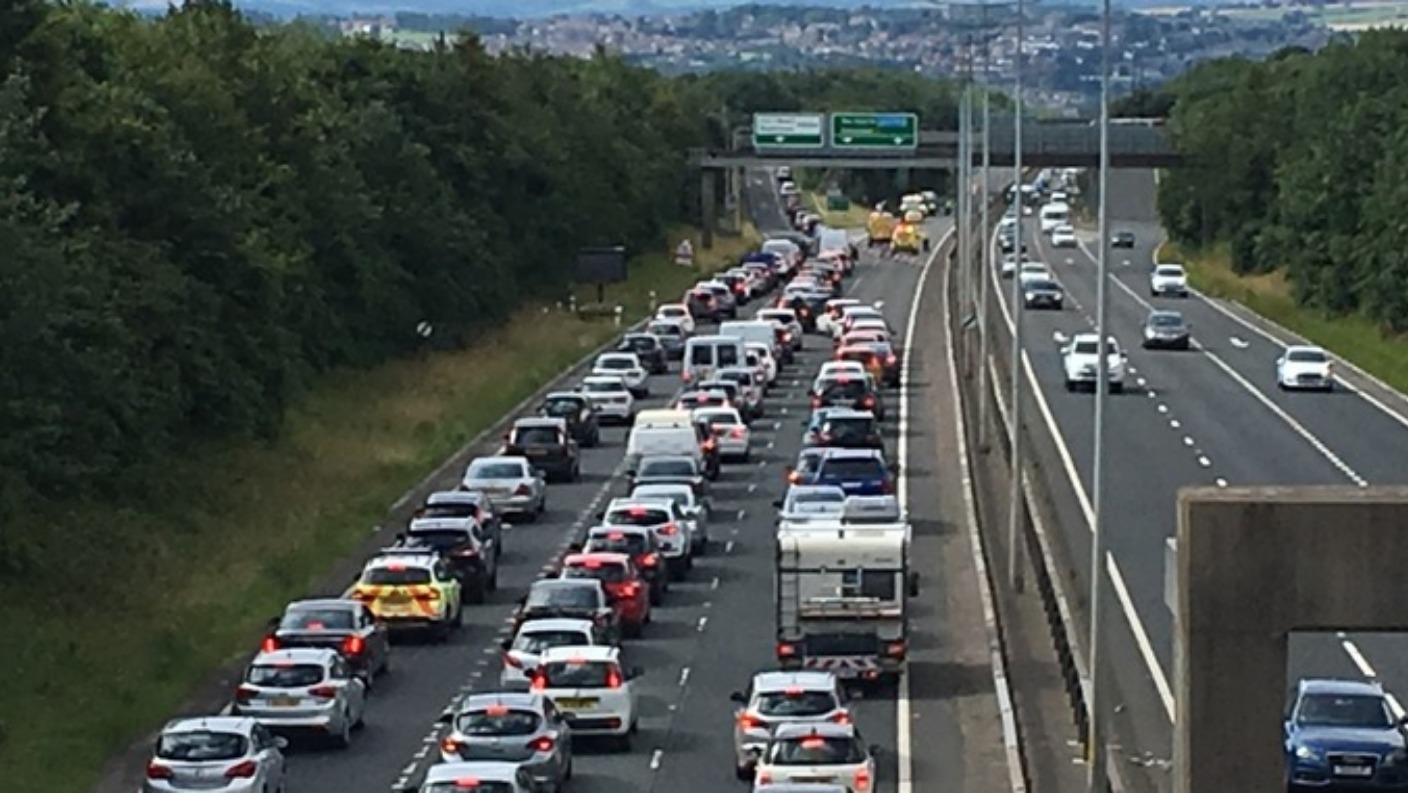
[989,168,1408,786]
[229,175,1015,793]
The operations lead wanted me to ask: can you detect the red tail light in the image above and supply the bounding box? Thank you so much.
[757,771,773,785]
[528,734,556,753]
[703,438,716,451]
[503,652,523,668]
[530,674,547,691]
[783,332,793,342]
[415,590,441,602]
[886,354,898,365]
[225,760,258,779]
[787,471,801,484]
[776,642,798,657]
[682,370,692,382]
[441,737,462,755]
[737,714,764,730]
[731,426,746,438]
[514,484,532,496]
[260,636,279,653]
[235,685,258,704]
[145,763,174,780]
[862,396,875,408]
[618,582,641,598]
[811,396,822,408]
[606,669,623,689]
[341,635,366,656]
[308,685,338,699]
[642,553,659,567]
[884,640,907,658]
[659,523,679,536]
[830,710,853,724]
[854,767,872,791]
[881,480,894,494]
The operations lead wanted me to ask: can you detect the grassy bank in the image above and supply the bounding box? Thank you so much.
[805,191,871,228]
[1158,240,1408,392]
[3,224,758,793]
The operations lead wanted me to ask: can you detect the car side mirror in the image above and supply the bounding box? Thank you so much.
[629,666,645,679]
[772,498,784,509]
[908,572,921,597]
[534,469,547,479]
[395,532,407,542]
[436,709,454,726]
[1121,352,1129,360]
[730,691,748,704]
[568,541,583,552]
[266,616,281,629]
[597,510,606,520]
[274,736,290,750]
[890,463,902,475]
[517,596,527,606]
[869,743,883,757]
[499,638,512,651]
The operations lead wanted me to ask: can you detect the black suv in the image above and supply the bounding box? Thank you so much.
[413,490,504,556]
[537,392,600,447]
[812,375,886,421]
[503,417,580,482]
[815,411,885,451]
[514,579,621,644]
[395,518,499,603]
[686,288,718,322]
[617,333,669,375]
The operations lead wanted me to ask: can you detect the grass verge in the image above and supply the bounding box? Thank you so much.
[1,223,758,793]
[1157,240,1408,393]
[805,191,871,228]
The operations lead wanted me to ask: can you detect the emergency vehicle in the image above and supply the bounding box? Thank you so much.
[349,549,463,640]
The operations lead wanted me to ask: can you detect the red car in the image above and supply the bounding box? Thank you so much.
[558,553,652,638]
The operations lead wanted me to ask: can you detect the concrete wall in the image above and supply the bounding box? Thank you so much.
[1174,485,1408,793]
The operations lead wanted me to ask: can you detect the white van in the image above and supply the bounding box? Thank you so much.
[1039,202,1070,234]
[817,227,850,255]
[683,336,746,385]
[718,321,780,356]
[625,410,704,475]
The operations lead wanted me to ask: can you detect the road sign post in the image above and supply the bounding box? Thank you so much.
[830,112,919,150]
[752,114,825,149]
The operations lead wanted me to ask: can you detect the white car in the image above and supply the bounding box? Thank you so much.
[752,722,878,791]
[654,303,696,335]
[530,646,640,749]
[602,496,692,572]
[745,342,779,387]
[717,366,764,418]
[695,406,751,462]
[1061,333,1126,393]
[499,617,608,690]
[730,670,849,779]
[231,648,367,748]
[818,298,860,335]
[817,361,867,382]
[1050,224,1078,248]
[1277,345,1334,391]
[419,761,533,793]
[999,252,1030,279]
[626,483,709,555]
[142,717,286,793]
[1150,263,1189,297]
[757,309,804,350]
[592,352,649,397]
[835,306,886,339]
[578,375,635,424]
[1017,262,1052,287]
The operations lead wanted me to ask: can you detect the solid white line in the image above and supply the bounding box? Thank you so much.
[1339,635,1406,718]
[939,227,1027,792]
[650,749,664,770]
[989,222,1177,721]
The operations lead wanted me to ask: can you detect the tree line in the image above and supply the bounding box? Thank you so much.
[0,0,958,533]
[1149,32,1408,330]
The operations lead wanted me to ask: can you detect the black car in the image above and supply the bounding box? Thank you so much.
[617,333,669,375]
[1112,231,1136,249]
[396,518,499,603]
[815,412,885,451]
[502,417,580,482]
[537,392,600,447]
[262,599,390,683]
[514,579,620,643]
[811,376,885,421]
[1142,310,1191,350]
[778,295,820,333]
[646,320,688,361]
[1022,278,1065,310]
[690,417,724,478]
[630,455,709,499]
[686,288,719,322]
[413,490,505,555]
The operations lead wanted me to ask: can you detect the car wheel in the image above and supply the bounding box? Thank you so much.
[573,465,582,483]
[650,586,662,606]
[380,651,391,676]
[452,604,464,628]
[736,764,753,781]
[616,734,632,752]
[624,621,642,640]
[1064,380,1076,392]
[333,712,353,749]
[1110,382,1124,394]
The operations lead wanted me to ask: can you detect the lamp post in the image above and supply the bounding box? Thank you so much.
[1004,0,1027,593]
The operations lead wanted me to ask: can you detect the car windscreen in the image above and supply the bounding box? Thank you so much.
[1287,349,1327,363]
[513,427,561,445]
[648,323,682,337]
[406,529,472,550]
[470,462,524,479]
[1027,280,1060,291]
[598,357,633,370]
[637,459,695,478]
[1297,693,1393,728]
[1072,341,1118,355]
[822,418,874,441]
[541,399,581,418]
[1155,266,1184,277]
[512,629,592,654]
[363,566,432,586]
[540,660,616,688]
[581,381,623,393]
[820,381,867,400]
[819,458,885,480]
[280,608,355,631]
[716,346,740,366]
[768,736,866,765]
[587,532,649,555]
[755,690,839,718]
[699,412,739,428]
[246,664,325,688]
[420,503,478,519]
[1149,314,1183,328]
[156,731,249,762]
[526,585,597,610]
[454,709,542,737]
[561,562,628,584]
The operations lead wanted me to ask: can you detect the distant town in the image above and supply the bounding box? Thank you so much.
[296,1,1354,107]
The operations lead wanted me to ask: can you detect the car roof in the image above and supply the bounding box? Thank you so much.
[365,552,438,570]
[471,455,529,466]
[162,716,260,735]
[1301,678,1383,696]
[516,617,596,633]
[588,525,651,538]
[251,647,337,665]
[539,645,620,663]
[819,447,884,460]
[820,409,875,421]
[286,598,358,612]
[581,375,626,384]
[514,417,566,429]
[753,670,839,692]
[529,578,604,595]
[1287,344,1326,354]
[607,496,676,509]
[409,517,475,532]
[629,483,694,499]
[772,721,858,740]
[457,691,546,712]
[693,406,742,419]
[636,456,695,467]
[426,490,488,505]
[597,352,639,361]
[422,762,522,785]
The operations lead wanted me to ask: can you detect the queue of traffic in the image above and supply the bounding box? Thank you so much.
[138,169,926,793]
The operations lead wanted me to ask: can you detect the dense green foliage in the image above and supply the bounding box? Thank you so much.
[1156,33,1408,330]
[0,0,960,572]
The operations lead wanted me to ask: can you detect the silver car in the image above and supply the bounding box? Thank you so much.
[730,670,849,779]
[418,760,535,793]
[438,692,573,792]
[462,456,547,521]
[142,716,286,793]
[231,648,367,748]
[629,482,710,553]
[498,617,610,690]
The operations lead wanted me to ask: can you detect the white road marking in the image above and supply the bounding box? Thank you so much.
[710,576,720,590]
[724,540,735,554]
[679,667,691,687]
[1229,336,1249,349]
[1169,419,1180,429]
[1197,456,1211,468]
[696,616,708,632]
[1339,633,1406,718]
[1157,404,1168,414]
[1215,478,1228,487]
[650,749,664,770]
[1182,436,1194,447]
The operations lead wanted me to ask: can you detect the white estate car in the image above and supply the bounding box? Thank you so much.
[752,722,878,791]
[818,298,859,335]
[577,375,635,424]
[1050,224,1078,248]
[529,646,640,749]
[1149,263,1190,297]
[1061,333,1127,393]
[592,352,649,397]
[654,303,696,335]
[499,617,608,690]
[694,406,751,462]
[1017,262,1053,288]
[1277,345,1335,391]
[817,361,867,382]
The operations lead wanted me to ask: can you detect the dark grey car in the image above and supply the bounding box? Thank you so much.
[1022,278,1065,310]
[1142,310,1191,350]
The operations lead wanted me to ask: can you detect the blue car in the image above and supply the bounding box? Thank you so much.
[1285,678,1408,791]
[810,448,895,497]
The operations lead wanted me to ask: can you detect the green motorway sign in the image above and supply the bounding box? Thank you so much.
[752,114,825,149]
[830,112,919,150]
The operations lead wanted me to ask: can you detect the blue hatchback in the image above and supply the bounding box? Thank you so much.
[810,448,894,497]
[1285,678,1408,791]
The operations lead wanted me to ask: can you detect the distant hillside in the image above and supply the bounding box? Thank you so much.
[122,0,1239,21]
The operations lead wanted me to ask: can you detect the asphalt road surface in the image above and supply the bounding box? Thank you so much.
[992,169,1408,787]
[245,175,1008,793]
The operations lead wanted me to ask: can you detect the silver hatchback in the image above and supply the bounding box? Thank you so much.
[438,692,573,793]
[730,670,849,779]
[142,716,286,793]
[232,647,367,748]
[462,456,547,521]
